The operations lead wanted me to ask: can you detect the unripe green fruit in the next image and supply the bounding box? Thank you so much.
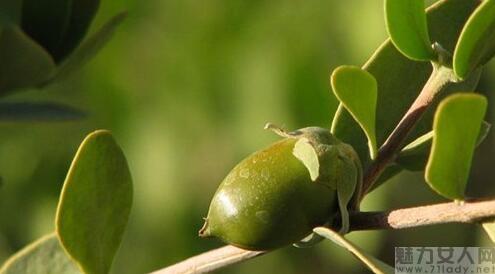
[200,126,361,250]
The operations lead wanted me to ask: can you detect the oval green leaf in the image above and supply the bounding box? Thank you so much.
[50,12,127,84]
[331,66,378,159]
[0,233,81,274]
[56,130,133,274]
[314,227,394,274]
[21,0,73,62]
[0,102,85,122]
[453,0,495,79]
[425,93,487,200]
[55,0,100,60]
[0,26,56,96]
[385,0,435,61]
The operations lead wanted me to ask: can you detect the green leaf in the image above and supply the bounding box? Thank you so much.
[331,0,480,177]
[314,227,394,274]
[397,121,490,171]
[293,233,324,248]
[21,0,73,62]
[56,130,133,274]
[335,155,358,233]
[385,0,435,61]
[56,0,100,60]
[425,93,487,200]
[453,0,495,79]
[293,138,320,181]
[0,26,56,96]
[0,233,81,274]
[402,131,434,152]
[482,219,495,244]
[477,121,492,146]
[0,102,85,122]
[331,66,378,159]
[50,12,127,84]
[396,131,435,171]
[0,0,22,24]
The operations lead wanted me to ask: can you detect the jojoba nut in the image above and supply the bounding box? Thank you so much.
[199,126,360,250]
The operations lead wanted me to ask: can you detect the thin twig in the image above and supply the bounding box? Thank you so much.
[149,246,264,274]
[349,198,495,230]
[361,64,456,194]
[150,198,495,274]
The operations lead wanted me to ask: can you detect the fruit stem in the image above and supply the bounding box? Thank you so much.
[264,123,293,138]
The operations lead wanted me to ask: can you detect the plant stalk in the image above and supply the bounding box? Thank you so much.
[361,63,456,195]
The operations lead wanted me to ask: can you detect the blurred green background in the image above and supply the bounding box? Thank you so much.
[1,0,495,273]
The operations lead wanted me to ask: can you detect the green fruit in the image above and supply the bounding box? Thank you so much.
[200,126,361,250]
